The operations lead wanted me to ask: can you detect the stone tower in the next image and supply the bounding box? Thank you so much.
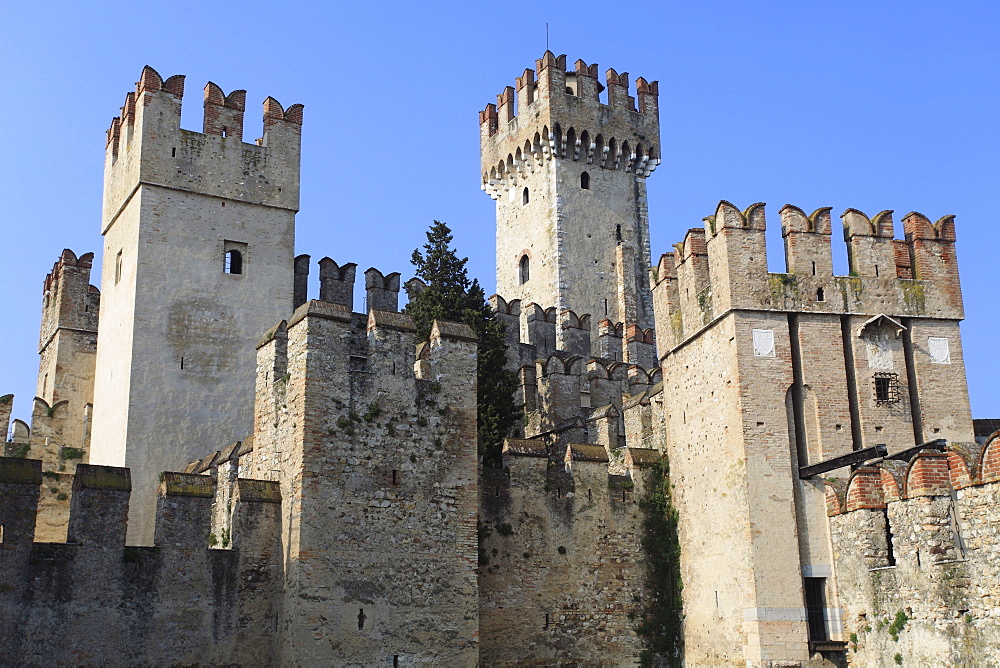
[36,249,100,454]
[480,52,660,359]
[90,66,303,543]
[652,202,975,664]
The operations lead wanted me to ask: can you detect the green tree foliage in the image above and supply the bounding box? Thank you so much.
[405,221,521,467]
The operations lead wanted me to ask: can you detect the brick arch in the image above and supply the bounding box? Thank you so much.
[978,431,1000,483]
[946,445,976,489]
[824,480,845,516]
[904,451,951,498]
[845,467,886,511]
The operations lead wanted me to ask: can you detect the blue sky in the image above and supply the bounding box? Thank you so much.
[2,1,998,425]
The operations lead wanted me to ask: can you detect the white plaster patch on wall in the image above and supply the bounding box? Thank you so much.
[928,336,951,364]
[865,331,894,369]
[752,329,775,357]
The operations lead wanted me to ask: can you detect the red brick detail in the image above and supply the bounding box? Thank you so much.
[905,452,952,498]
[880,467,902,502]
[846,467,886,511]
[979,434,1000,483]
[946,448,975,489]
[825,483,843,516]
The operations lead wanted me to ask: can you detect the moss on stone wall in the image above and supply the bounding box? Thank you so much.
[636,458,683,666]
[900,280,926,315]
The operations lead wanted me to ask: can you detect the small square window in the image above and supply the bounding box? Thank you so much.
[873,372,901,405]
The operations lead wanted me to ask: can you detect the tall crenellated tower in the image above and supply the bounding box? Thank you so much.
[480,53,660,359]
[90,66,303,543]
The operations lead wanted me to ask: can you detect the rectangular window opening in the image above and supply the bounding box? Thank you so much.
[873,372,901,405]
[804,577,828,641]
[223,240,247,275]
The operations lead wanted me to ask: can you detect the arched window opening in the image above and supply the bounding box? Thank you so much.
[522,187,530,205]
[816,287,825,302]
[580,171,590,189]
[519,255,530,284]
[225,249,243,275]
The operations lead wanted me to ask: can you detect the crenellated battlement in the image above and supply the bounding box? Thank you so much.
[652,201,964,352]
[102,65,304,231]
[0,456,282,664]
[38,248,99,353]
[480,52,660,198]
[477,437,657,662]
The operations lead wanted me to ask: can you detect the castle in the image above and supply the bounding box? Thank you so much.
[1,54,998,666]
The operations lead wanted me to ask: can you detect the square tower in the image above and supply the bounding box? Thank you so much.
[480,53,660,352]
[651,201,975,664]
[91,67,302,543]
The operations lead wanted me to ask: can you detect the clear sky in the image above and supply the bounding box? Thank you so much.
[2,1,998,427]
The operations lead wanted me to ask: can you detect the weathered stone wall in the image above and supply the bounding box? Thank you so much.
[0,459,282,665]
[91,66,302,544]
[827,439,1000,665]
[479,441,647,664]
[244,300,480,665]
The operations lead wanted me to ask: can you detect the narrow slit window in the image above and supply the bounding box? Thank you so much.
[115,249,123,284]
[519,254,530,284]
[171,147,176,157]
[811,261,816,276]
[580,171,590,189]
[615,224,622,243]
[804,578,828,641]
[522,187,530,205]
[883,508,896,566]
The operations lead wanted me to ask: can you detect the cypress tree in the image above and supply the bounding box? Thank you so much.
[405,221,521,467]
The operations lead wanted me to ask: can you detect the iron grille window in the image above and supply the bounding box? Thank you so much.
[873,372,901,405]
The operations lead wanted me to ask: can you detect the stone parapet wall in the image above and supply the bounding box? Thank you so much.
[827,436,1000,665]
[478,440,653,663]
[0,459,281,665]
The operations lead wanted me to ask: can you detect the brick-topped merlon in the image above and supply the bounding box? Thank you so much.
[653,201,966,351]
[103,65,304,230]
